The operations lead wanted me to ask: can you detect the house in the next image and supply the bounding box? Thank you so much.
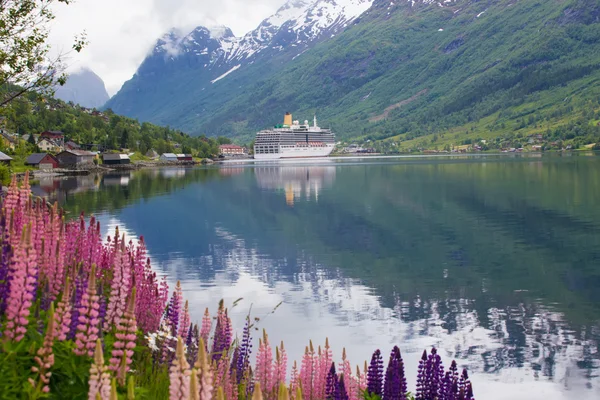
[0,151,12,165]
[159,153,178,162]
[219,144,246,156]
[56,150,96,168]
[0,130,17,150]
[145,149,158,159]
[25,153,59,169]
[102,153,131,165]
[176,153,193,161]
[65,141,81,150]
[40,130,65,147]
[37,138,63,153]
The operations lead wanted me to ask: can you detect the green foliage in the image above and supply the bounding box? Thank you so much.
[0,0,86,107]
[0,96,228,158]
[0,164,10,185]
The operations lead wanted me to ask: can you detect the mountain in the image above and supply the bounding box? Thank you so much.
[107,0,600,149]
[105,0,373,128]
[54,68,110,109]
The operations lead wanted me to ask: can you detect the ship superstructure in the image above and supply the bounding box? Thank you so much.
[253,112,336,160]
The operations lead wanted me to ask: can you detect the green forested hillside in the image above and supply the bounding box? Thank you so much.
[109,0,600,149]
[0,91,231,158]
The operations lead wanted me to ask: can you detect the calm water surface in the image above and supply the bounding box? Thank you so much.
[34,154,600,400]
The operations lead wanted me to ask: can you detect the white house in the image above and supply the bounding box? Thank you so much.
[159,153,178,162]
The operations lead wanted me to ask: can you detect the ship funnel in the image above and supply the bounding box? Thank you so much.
[284,112,292,126]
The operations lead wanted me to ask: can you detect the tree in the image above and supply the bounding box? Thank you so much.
[27,133,36,146]
[0,0,86,107]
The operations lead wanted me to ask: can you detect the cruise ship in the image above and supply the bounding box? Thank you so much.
[253,112,336,160]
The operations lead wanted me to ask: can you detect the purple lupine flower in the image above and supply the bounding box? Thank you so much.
[211,302,232,363]
[367,349,384,396]
[326,362,338,399]
[335,374,349,400]
[69,273,87,339]
[0,213,13,316]
[416,348,444,400]
[383,346,407,400]
[236,317,252,384]
[457,369,474,400]
[97,290,107,332]
[187,324,200,365]
[440,361,459,400]
[165,286,181,337]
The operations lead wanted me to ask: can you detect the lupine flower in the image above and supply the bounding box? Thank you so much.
[179,300,190,341]
[326,362,338,399]
[88,339,111,400]
[383,346,407,400]
[0,210,13,316]
[200,307,212,345]
[169,336,191,400]
[336,375,349,400]
[367,349,384,397]
[255,329,273,393]
[109,289,138,385]
[299,342,315,399]
[289,360,299,397]
[105,241,131,329]
[54,277,73,341]
[3,225,37,342]
[74,265,101,357]
[274,341,287,388]
[416,348,444,400]
[70,271,87,339]
[167,281,183,337]
[194,337,214,400]
[339,348,354,400]
[236,317,252,384]
[211,300,232,363]
[30,302,56,394]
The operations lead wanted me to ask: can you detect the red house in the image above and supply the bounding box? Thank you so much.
[176,153,193,161]
[25,153,59,169]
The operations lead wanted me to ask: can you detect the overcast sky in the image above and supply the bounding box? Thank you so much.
[49,0,286,96]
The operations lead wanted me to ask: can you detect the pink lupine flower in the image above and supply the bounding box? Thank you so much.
[109,288,138,385]
[105,240,130,329]
[299,343,315,400]
[3,225,37,342]
[194,337,214,400]
[169,336,191,400]
[178,300,191,342]
[315,338,333,398]
[255,330,273,394]
[88,339,112,400]
[200,307,212,345]
[31,303,57,394]
[290,361,299,398]
[74,265,101,357]
[274,341,288,389]
[54,277,73,341]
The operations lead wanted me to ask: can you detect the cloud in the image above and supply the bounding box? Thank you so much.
[49,0,285,96]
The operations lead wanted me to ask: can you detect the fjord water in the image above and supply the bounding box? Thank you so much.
[36,154,600,399]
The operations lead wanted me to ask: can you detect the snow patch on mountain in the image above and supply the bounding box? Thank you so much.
[151,0,374,69]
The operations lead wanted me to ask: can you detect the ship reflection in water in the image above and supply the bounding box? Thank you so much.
[254,165,336,206]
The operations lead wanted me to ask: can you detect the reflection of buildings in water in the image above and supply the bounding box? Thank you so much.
[32,175,100,203]
[103,173,131,186]
[219,167,245,177]
[160,168,187,178]
[254,166,336,206]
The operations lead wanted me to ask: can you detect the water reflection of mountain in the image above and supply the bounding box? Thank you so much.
[255,166,336,205]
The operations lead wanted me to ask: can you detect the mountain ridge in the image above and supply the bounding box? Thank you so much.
[55,68,110,109]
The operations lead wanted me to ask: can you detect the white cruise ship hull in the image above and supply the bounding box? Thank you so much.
[254,144,335,160]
